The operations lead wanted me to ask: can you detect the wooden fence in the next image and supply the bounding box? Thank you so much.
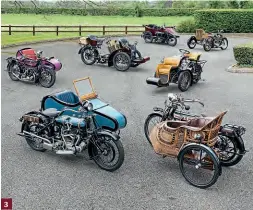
[1,25,144,36]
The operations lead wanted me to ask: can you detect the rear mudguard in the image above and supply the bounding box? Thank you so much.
[178,143,222,176]
[219,126,246,152]
[88,130,120,158]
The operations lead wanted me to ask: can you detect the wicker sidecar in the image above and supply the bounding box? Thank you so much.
[78,35,150,71]
[149,111,227,188]
[40,77,127,133]
[146,49,206,92]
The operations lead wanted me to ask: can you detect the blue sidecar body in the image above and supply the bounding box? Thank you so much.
[40,77,127,132]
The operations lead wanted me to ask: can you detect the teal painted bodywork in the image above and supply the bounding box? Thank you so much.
[41,90,127,131]
[55,115,86,127]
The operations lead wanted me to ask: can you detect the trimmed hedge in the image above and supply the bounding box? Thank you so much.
[1,7,196,16]
[194,9,253,33]
[177,19,196,33]
[233,42,253,65]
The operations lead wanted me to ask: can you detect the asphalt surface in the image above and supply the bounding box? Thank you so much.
[1,35,253,210]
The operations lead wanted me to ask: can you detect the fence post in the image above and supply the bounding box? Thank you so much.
[9,25,11,35]
[125,26,128,34]
[33,25,35,36]
[79,25,81,36]
[103,26,105,35]
[56,26,59,36]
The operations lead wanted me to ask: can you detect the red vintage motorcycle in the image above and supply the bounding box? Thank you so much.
[141,24,179,46]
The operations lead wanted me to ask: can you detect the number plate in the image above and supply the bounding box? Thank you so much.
[23,115,40,123]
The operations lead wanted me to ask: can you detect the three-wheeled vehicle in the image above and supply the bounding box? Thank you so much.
[40,77,127,134]
[78,35,150,71]
[141,24,179,46]
[187,29,228,52]
[146,49,207,92]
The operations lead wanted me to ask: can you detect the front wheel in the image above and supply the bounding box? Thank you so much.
[113,52,131,71]
[215,135,244,167]
[178,144,220,189]
[144,113,163,146]
[167,36,177,46]
[91,134,124,172]
[7,63,20,81]
[178,71,192,92]
[220,38,228,50]
[39,67,56,88]
[143,32,153,43]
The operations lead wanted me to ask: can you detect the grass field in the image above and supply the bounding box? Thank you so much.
[1,14,192,46]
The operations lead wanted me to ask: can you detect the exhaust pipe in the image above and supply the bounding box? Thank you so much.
[146,77,163,87]
[22,131,52,144]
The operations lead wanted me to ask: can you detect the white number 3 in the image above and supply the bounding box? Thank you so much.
[4,201,9,207]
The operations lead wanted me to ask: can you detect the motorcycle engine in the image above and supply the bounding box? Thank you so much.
[22,67,36,80]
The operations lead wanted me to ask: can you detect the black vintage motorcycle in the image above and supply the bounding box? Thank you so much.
[5,48,62,88]
[17,100,125,172]
[144,93,247,167]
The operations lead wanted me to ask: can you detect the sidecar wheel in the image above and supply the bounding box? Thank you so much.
[113,52,131,71]
[81,48,97,65]
[144,113,163,146]
[215,135,244,167]
[178,71,192,92]
[91,134,124,172]
[178,144,220,189]
[220,38,228,50]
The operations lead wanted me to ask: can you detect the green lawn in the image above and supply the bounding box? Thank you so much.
[1,14,192,46]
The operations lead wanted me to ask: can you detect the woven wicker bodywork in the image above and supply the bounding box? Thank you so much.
[149,111,227,157]
[195,29,209,41]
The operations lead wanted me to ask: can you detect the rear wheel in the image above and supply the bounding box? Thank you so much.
[178,144,220,189]
[113,52,131,71]
[203,38,212,52]
[167,36,177,46]
[7,63,19,81]
[91,134,124,172]
[144,32,153,43]
[81,48,97,65]
[39,67,56,88]
[144,113,163,146]
[178,71,192,92]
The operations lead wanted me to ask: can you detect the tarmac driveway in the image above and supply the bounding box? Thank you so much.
[1,35,253,210]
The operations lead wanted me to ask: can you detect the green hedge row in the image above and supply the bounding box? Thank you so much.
[177,9,253,33]
[194,9,253,33]
[233,42,253,65]
[1,7,196,16]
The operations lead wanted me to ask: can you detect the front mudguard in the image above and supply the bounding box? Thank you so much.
[178,143,222,176]
[88,130,120,158]
[6,57,18,71]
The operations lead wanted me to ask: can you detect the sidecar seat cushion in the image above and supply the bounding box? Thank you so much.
[54,90,80,104]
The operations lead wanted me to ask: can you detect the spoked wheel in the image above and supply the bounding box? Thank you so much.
[144,32,153,43]
[203,38,212,52]
[178,144,220,189]
[220,38,228,50]
[113,52,131,71]
[81,48,97,65]
[167,36,177,46]
[91,134,124,172]
[22,122,47,152]
[187,37,197,49]
[144,113,163,146]
[178,71,192,92]
[7,63,20,81]
[214,135,244,167]
[39,67,56,88]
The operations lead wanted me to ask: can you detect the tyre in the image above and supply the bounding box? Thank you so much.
[203,38,212,52]
[7,63,19,81]
[80,47,97,65]
[39,67,56,88]
[91,134,124,172]
[22,122,47,152]
[187,37,197,49]
[178,71,192,92]
[220,38,228,50]
[143,32,153,43]
[113,52,131,71]
[215,135,244,167]
[167,36,177,46]
[144,113,163,146]
[178,144,220,189]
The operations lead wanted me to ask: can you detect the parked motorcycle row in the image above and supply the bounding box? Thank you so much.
[5,24,247,189]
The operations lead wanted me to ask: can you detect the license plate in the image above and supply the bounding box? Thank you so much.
[23,115,40,123]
